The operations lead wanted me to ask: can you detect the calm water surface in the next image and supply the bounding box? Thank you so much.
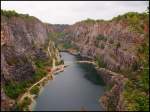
[33,52,105,111]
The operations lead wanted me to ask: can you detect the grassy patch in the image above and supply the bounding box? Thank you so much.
[3,58,50,99]
[30,86,40,95]
[62,42,73,49]
[33,68,47,82]
[123,80,149,111]
[123,33,149,111]
[3,81,31,99]
[95,56,107,68]
[10,96,31,111]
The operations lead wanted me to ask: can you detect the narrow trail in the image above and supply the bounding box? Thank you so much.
[18,73,52,104]
[76,60,96,65]
[17,64,65,110]
[64,60,96,66]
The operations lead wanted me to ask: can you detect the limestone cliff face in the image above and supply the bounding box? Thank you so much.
[1,13,61,110]
[63,17,148,71]
[61,13,149,111]
[96,68,128,111]
[1,15,60,83]
[45,23,69,33]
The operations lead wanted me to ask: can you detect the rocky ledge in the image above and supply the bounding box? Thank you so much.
[96,68,128,111]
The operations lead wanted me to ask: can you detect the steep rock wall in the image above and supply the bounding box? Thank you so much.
[63,17,148,71]
[1,14,61,110]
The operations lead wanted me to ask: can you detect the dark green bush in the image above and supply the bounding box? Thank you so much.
[30,86,40,95]
[1,10,19,17]
[95,57,107,68]
[96,34,105,41]
[20,96,31,110]
[33,68,47,81]
[116,42,121,48]
[34,58,53,68]
[100,43,105,49]
[138,68,149,92]
[132,61,140,72]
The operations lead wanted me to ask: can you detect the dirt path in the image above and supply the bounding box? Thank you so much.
[17,65,64,110]
[18,73,51,104]
[76,60,96,65]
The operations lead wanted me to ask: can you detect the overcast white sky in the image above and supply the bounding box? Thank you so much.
[1,1,149,25]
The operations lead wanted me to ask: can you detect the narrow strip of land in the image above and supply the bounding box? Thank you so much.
[17,64,65,110]
[76,60,96,65]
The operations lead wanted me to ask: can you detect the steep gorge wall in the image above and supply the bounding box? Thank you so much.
[96,68,128,111]
[1,13,61,110]
[1,10,148,111]
[1,15,61,84]
[63,15,148,72]
[60,13,149,111]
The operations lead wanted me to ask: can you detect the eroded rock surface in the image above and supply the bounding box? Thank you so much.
[1,13,61,110]
[63,18,148,71]
[97,68,128,111]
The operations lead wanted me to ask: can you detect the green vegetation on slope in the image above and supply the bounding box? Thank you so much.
[62,42,74,49]
[30,86,40,95]
[48,32,65,42]
[3,58,52,99]
[15,96,31,111]
[3,81,32,99]
[80,18,96,24]
[112,12,149,34]
[32,58,51,82]
[95,56,107,68]
[1,9,35,20]
[94,11,149,111]
[47,32,76,51]
[47,31,71,49]
[96,34,107,41]
[122,14,149,110]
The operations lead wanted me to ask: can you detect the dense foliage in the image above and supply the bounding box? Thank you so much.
[95,56,107,68]
[33,59,50,81]
[96,34,106,41]
[112,12,149,34]
[122,11,149,111]
[3,58,51,99]
[94,11,149,111]
[3,81,31,99]
[30,86,40,95]
[15,96,31,111]
[1,9,35,19]
[81,18,96,24]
